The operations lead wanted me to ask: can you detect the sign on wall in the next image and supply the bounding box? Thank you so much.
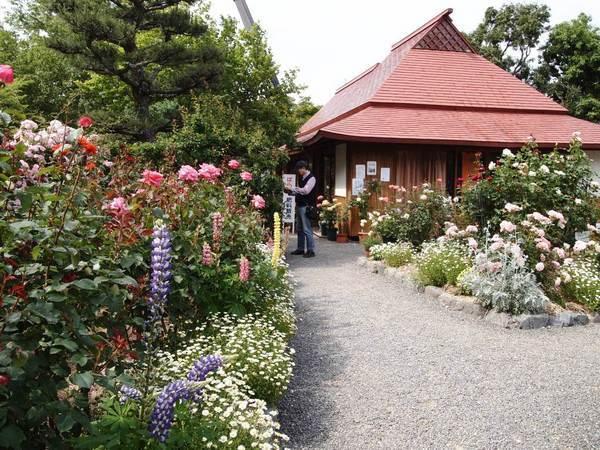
[282,174,296,227]
[367,161,377,175]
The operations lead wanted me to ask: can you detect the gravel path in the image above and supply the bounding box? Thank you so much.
[279,238,600,449]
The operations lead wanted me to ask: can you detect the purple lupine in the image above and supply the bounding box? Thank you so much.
[148,355,223,442]
[148,220,172,324]
[119,385,142,404]
[187,355,223,382]
[148,380,192,443]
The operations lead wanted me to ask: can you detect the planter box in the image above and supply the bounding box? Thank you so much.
[336,233,349,243]
[326,228,338,241]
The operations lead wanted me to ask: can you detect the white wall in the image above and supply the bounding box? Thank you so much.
[335,143,347,197]
[586,151,600,184]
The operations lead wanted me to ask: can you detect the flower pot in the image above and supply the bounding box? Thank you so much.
[320,223,329,236]
[358,231,369,243]
[326,228,338,241]
[336,233,349,243]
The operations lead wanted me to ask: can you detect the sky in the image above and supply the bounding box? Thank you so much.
[1,0,599,104]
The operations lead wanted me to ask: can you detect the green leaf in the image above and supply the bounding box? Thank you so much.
[0,424,26,449]
[111,276,138,286]
[72,371,94,389]
[9,220,36,231]
[28,302,60,324]
[54,338,78,352]
[72,279,97,290]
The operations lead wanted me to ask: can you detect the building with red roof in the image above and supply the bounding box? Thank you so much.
[294,8,600,210]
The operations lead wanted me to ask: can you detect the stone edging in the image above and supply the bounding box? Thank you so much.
[357,257,600,330]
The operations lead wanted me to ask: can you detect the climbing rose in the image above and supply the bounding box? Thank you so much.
[499,220,516,233]
[0,65,14,85]
[198,163,222,182]
[535,262,545,272]
[140,169,164,187]
[228,159,240,170]
[240,171,253,182]
[239,256,250,282]
[178,165,199,182]
[251,194,265,209]
[78,116,94,128]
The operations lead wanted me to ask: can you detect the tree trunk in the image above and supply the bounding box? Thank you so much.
[134,93,155,141]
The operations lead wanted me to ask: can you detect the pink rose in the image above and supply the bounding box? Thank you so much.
[228,159,241,170]
[104,196,130,217]
[0,65,14,85]
[251,194,266,209]
[198,163,222,182]
[178,165,199,182]
[240,171,253,182]
[78,116,94,128]
[140,169,163,187]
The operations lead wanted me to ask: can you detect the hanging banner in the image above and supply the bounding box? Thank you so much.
[282,174,296,225]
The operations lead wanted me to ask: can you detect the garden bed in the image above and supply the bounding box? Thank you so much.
[357,257,600,329]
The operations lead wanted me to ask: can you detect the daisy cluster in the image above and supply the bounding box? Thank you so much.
[561,258,600,311]
[416,240,472,287]
[369,242,414,267]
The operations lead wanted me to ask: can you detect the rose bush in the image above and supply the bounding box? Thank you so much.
[0,117,294,448]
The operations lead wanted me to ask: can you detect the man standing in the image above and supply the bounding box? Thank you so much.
[285,161,316,258]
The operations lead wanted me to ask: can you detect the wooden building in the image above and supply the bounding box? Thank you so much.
[294,8,600,202]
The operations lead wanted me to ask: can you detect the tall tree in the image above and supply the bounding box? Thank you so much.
[469,3,550,81]
[25,0,223,140]
[534,14,600,122]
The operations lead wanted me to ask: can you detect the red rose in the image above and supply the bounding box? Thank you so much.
[62,273,77,283]
[78,116,94,128]
[78,137,97,156]
[0,374,10,385]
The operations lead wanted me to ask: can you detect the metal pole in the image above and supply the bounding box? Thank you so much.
[232,0,280,87]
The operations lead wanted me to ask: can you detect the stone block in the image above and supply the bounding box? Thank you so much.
[516,314,550,329]
[484,310,519,329]
[424,286,444,298]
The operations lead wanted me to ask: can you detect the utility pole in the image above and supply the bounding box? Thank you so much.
[232,0,280,87]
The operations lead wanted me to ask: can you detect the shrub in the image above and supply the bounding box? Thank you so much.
[158,314,294,405]
[362,233,382,252]
[370,242,414,267]
[561,258,600,311]
[370,183,451,246]
[464,237,549,314]
[461,138,600,242]
[416,240,471,287]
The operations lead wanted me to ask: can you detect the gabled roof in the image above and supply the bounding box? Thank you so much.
[298,9,600,149]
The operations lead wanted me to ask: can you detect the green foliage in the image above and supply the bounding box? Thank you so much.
[369,242,414,267]
[24,0,222,140]
[370,184,450,246]
[362,233,382,252]
[561,258,600,311]
[416,241,471,287]
[468,3,550,80]
[461,140,600,242]
[534,13,600,122]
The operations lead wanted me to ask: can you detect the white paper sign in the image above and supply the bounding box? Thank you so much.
[367,161,377,175]
[282,174,296,224]
[381,167,390,182]
[352,178,365,196]
[356,164,366,180]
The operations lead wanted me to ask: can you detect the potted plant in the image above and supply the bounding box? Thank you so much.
[336,206,350,243]
[362,233,382,257]
[319,198,339,241]
[358,218,370,243]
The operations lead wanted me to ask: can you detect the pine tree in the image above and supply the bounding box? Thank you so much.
[36,0,223,140]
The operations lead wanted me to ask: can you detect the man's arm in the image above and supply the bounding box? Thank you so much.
[291,177,316,195]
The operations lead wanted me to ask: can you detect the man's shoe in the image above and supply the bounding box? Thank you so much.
[290,249,304,255]
[303,250,316,258]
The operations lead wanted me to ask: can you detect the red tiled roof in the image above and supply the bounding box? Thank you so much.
[308,106,600,149]
[298,9,600,148]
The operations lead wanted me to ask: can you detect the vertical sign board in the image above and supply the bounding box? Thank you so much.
[282,174,296,232]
